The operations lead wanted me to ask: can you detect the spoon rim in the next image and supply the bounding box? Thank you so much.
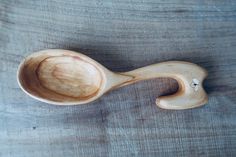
[17,49,108,105]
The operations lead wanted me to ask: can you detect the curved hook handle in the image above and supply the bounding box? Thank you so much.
[117,61,208,110]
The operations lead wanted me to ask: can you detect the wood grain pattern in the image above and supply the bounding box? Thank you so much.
[17,50,105,104]
[37,57,101,98]
[17,49,208,109]
[1,0,236,156]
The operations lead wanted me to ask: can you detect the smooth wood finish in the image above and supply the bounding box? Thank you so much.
[119,61,208,109]
[17,49,208,109]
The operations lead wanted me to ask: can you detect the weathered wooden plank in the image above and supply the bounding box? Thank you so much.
[0,0,236,156]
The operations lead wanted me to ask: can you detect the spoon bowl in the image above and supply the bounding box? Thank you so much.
[17,49,108,105]
[17,49,208,109]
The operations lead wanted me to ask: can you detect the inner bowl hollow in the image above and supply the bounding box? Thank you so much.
[18,50,104,104]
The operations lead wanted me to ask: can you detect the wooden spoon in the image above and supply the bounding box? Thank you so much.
[17,49,208,109]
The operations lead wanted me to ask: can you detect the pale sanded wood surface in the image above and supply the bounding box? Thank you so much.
[17,49,208,109]
[1,0,236,157]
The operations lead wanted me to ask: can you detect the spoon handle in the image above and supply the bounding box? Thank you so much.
[116,61,208,110]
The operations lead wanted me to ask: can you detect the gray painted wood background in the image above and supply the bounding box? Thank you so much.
[1,0,236,156]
